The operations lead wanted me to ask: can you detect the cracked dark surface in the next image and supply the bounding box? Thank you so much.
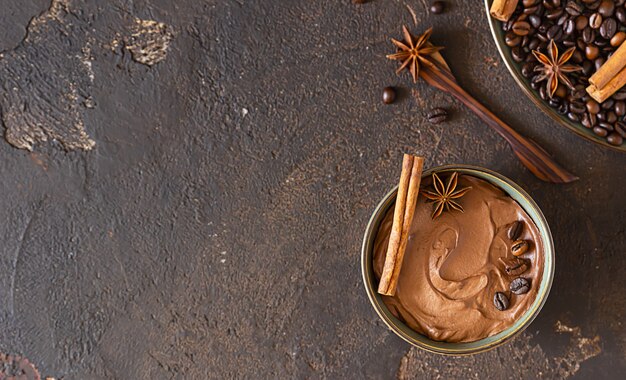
[0,0,624,379]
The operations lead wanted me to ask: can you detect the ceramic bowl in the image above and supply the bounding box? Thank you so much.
[361,165,555,355]
[484,0,626,152]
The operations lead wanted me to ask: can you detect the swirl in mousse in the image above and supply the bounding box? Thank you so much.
[373,174,544,343]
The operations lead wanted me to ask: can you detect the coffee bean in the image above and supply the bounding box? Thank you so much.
[511,240,529,256]
[595,56,607,71]
[568,112,581,121]
[582,60,595,75]
[505,32,522,47]
[576,15,590,29]
[521,62,535,77]
[587,99,601,114]
[510,278,531,295]
[582,26,596,43]
[382,87,396,104]
[586,44,601,59]
[610,31,626,46]
[528,37,541,50]
[600,17,617,39]
[616,6,626,23]
[613,90,626,99]
[598,0,615,17]
[512,46,526,62]
[615,100,626,115]
[615,121,626,136]
[513,21,532,35]
[599,122,614,131]
[430,1,445,14]
[529,14,542,28]
[547,24,563,40]
[523,0,540,6]
[564,18,576,34]
[607,132,624,144]
[494,292,510,311]
[499,257,530,276]
[547,8,565,20]
[570,101,587,113]
[590,12,603,28]
[593,125,609,136]
[582,113,593,128]
[427,108,448,124]
[524,4,541,15]
[508,221,524,240]
[567,0,584,15]
[602,98,615,109]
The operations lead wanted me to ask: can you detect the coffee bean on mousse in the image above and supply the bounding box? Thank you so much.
[510,277,531,295]
[494,292,510,311]
[500,257,530,276]
[382,87,396,104]
[508,221,524,240]
[427,108,448,124]
[511,240,529,256]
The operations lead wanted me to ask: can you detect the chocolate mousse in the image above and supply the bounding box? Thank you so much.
[373,173,544,343]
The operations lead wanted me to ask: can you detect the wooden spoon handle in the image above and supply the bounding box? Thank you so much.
[421,60,578,183]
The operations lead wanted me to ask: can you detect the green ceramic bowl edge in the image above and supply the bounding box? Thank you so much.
[361,165,555,355]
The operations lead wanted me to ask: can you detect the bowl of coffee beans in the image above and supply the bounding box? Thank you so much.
[485,0,626,151]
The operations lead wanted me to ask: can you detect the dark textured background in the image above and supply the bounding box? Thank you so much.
[0,0,624,379]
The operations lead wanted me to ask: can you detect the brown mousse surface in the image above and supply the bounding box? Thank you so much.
[373,174,544,343]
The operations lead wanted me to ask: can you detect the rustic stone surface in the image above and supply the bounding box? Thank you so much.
[0,0,624,379]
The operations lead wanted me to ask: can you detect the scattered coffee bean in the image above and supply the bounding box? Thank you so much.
[511,240,529,256]
[427,107,448,124]
[430,1,445,14]
[499,257,530,276]
[510,277,531,295]
[508,221,524,240]
[382,87,396,104]
[494,292,510,311]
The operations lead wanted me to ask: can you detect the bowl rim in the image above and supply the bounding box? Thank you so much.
[483,0,626,153]
[361,164,555,355]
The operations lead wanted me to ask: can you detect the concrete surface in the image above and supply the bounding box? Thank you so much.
[0,0,624,379]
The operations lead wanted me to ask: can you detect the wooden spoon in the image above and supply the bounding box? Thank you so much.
[421,47,577,183]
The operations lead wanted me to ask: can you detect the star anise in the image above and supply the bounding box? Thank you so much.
[531,39,582,98]
[387,26,444,83]
[420,172,471,219]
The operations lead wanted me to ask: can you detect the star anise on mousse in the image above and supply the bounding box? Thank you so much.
[420,172,471,219]
[387,26,444,83]
[531,39,582,98]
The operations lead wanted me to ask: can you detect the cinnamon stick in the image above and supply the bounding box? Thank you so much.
[490,0,519,22]
[378,155,424,296]
[587,65,626,103]
[589,40,626,90]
